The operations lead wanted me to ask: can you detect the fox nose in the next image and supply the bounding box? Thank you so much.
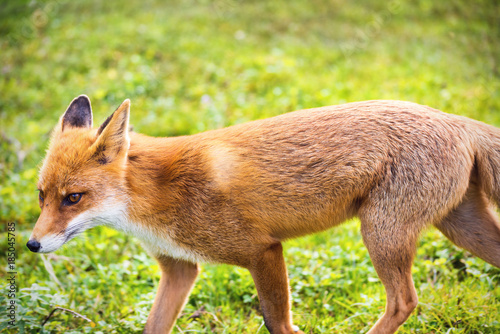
[27,239,41,252]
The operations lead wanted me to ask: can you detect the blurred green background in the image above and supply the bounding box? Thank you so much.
[1,0,499,333]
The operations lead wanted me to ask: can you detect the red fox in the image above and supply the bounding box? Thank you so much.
[28,95,500,334]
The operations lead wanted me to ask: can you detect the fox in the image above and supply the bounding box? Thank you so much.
[27,95,500,334]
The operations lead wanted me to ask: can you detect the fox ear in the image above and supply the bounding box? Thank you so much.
[91,99,130,165]
[60,95,93,131]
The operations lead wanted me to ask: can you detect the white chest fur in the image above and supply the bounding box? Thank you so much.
[123,222,208,263]
[100,203,208,263]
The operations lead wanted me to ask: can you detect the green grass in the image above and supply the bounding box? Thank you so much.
[1,0,499,333]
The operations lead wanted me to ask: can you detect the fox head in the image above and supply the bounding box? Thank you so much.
[27,95,131,253]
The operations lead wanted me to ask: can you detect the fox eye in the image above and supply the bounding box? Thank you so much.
[65,193,82,205]
[38,191,44,206]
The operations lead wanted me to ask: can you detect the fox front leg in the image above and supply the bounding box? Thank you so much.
[144,255,199,334]
[247,242,304,334]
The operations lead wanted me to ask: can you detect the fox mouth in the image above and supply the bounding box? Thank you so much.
[35,233,67,253]
[63,218,93,243]
[64,225,87,243]
[64,228,82,243]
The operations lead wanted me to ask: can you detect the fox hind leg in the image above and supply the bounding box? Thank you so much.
[359,213,420,334]
[435,180,500,268]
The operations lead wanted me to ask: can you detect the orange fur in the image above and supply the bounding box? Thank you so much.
[29,97,500,334]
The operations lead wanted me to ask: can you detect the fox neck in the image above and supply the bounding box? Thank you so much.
[123,133,206,227]
[115,133,211,262]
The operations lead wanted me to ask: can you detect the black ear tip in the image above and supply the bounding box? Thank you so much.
[62,94,93,129]
[69,95,91,111]
[73,94,91,106]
